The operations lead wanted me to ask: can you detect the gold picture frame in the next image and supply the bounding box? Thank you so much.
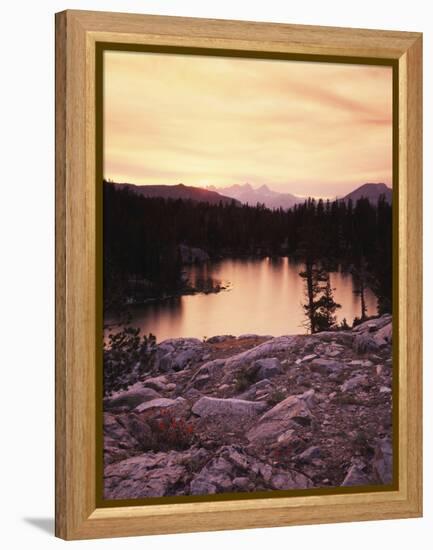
[55,9,422,540]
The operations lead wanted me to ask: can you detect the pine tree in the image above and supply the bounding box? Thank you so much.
[352,256,369,321]
[299,266,341,333]
[314,275,341,331]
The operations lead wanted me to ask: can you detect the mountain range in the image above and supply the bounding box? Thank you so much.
[113,181,392,209]
[207,183,301,209]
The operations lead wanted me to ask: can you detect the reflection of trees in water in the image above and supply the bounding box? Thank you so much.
[268,256,285,270]
[104,296,184,342]
[105,257,380,341]
[145,296,183,317]
[186,264,230,294]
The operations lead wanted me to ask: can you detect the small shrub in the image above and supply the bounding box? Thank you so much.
[147,408,195,451]
[266,389,286,406]
[352,430,374,457]
[234,365,257,392]
[338,318,351,330]
[103,326,157,396]
[333,395,361,406]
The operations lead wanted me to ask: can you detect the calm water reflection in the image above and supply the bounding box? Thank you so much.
[112,258,377,341]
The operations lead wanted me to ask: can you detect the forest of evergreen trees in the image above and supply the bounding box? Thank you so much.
[103,180,392,330]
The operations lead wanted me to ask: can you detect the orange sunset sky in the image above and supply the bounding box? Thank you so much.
[103,51,393,198]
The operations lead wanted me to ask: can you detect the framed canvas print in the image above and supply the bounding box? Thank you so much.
[55,10,422,540]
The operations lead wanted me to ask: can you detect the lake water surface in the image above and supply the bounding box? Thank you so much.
[110,257,377,341]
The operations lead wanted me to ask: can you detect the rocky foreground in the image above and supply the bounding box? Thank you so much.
[104,315,393,499]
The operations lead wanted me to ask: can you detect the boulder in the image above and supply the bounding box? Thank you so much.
[155,338,204,372]
[349,359,374,368]
[143,375,169,392]
[254,358,282,380]
[313,331,353,345]
[341,374,369,392]
[276,428,296,444]
[270,470,313,490]
[104,452,187,499]
[183,387,203,402]
[103,413,142,463]
[352,314,391,333]
[374,322,392,347]
[172,349,201,371]
[257,462,273,482]
[326,349,342,357]
[159,337,203,348]
[310,358,344,375]
[188,359,226,388]
[190,456,234,494]
[238,334,266,340]
[192,396,267,418]
[376,365,386,376]
[189,373,210,389]
[353,332,380,353]
[104,411,171,462]
[134,396,188,414]
[372,438,393,484]
[247,390,315,444]
[238,378,273,400]
[341,459,373,486]
[156,353,176,373]
[206,335,235,344]
[190,479,218,495]
[297,446,321,462]
[116,413,153,448]
[103,384,160,411]
[353,332,379,353]
[189,444,311,494]
[300,354,317,363]
[233,477,250,490]
[222,335,298,376]
[351,315,392,353]
[222,445,250,471]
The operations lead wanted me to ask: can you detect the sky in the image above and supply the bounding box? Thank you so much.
[104,50,393,198]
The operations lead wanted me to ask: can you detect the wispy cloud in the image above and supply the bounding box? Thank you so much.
[104,51,392,197]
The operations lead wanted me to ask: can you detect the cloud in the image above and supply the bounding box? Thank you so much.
[104,51,393,197]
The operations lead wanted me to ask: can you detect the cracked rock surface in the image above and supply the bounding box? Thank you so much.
[104,315,393,499]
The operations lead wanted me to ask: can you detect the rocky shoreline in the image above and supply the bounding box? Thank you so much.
[104,315,393,499]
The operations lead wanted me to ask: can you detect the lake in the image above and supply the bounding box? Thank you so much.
[108,257,377,341]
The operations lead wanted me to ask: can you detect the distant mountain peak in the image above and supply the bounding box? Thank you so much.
[257,184,271,193]
[206,182,302,210]
[357,182,389,191]
[343,182,392,204]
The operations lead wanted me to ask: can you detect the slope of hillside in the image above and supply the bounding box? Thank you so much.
[115,182,240,206]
